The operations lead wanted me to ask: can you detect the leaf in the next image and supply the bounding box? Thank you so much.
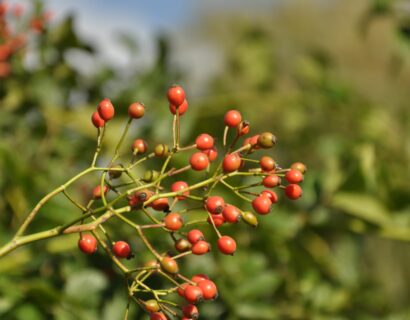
[331,192,390,226]
[64,269,108,308]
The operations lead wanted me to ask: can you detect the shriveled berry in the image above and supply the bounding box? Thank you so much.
[128,102,145,119]
[195,133,214,150]
[222,153,242,173]
[205,196,225,214]
[217,236,236,255]
[238,121,250,136]
[192,240,211,255]
[97,98,115,121]
[262,175,281,188]
[189,152,209,171]
[197,279,218,300]
[164,213,183,231]
[160,257,179,274]
[112,241,131,259]
[184,285,203,304]
[91,111,105,128]
[182,304,199,319]
[248,135,260,149]
[222,205,241,223]
[285,169,304,184]
[257,132,277,149]
[187,229,204,244]
[224,110,242,127]
[171,181,189,200]
[169,99,188,115]
[108,164,122,179]
[259,156,275,172]
[132,139,148,154]
[252,195,272,215]
[167,85,185,106]
[260,190,278,203]
[285,184,303,200]
[78,234,97,254]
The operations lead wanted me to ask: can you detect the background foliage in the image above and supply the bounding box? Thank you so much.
[1,0,410,319]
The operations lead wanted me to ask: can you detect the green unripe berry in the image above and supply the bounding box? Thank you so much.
[257,132,277,149]
[143,170,160,182]
[241,211,259,227]
[154,143,169,157]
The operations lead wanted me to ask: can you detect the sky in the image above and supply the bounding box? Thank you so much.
[6,0,278,89]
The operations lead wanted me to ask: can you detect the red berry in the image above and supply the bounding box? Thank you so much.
[249,135,260,148]
[150,312,167,320]
[151,198,169,211]
[128,189,153,207]
[285,184,303,200]
[217,236,236,255]
[97,98,115,121]
[197,279,218,300]
[128,102,145,119]
[285,169,304,184]
[291,162,307,174]
[259,156,275,172]
[92,185,108,199]
[178,283,189,297]
[187,229,204,244]
[184,285,203,304]
[167,85,186,106]
[260,190,278,203]
[191,274,209,284]
[91,111,105,128]
[203,147,218,162]
[195,133,214,150]
[222,153,242,173]
[224,110,242,127]
[252,195,272,215]
[262,175,281,188]
[189,152,209,171]
[192,240,211,255]
[222,205,241,223]
[160,257,179,274]
[207,214,225,227]
[171,181,189,200]
[164,213,183,231]
[112,241,131,259]
[205,196,225,214]
[132,139,148,154]
[182,304,199,319]
[169,99,188,115]
[78,234,97,254]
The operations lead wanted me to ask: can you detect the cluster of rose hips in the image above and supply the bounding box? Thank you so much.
[77,84,306,319]
[0,2,51,78]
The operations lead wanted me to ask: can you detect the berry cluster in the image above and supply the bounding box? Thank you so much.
[0,84,305,320]
[0,2,50,77]
[81,85,306,319]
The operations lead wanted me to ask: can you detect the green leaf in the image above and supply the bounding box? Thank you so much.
[331,192,390,226]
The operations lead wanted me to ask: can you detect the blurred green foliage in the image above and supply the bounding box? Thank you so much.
[1,0,410,319]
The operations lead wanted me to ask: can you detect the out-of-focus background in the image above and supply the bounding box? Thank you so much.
[1,0,410,319]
